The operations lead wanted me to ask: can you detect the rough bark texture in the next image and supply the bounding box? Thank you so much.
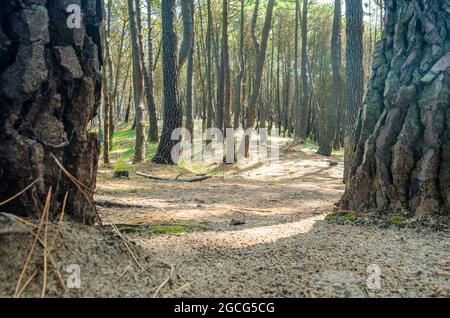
[152,0,182,164]
[0,0,103,223]
[340,0,450,216]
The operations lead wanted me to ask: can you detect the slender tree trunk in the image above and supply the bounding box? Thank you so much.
[340,0,450,215]
[299,0,310,140]
[233,0,245,129]
[185,1,195,140]
[152,0,183,164]
[293,0,301,138]
[222,0,231,134]
[101,24,111,164]
[343,0,364,181]
[206,0,214,131]
[127,0,146,163]
[145,0,159,142]
[106,0,115,150]
[317,0,341,156]
[244,0,276,156]
[0,0,102,223]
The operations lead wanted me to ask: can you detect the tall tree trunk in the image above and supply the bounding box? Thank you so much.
[0,0,102,223]
[127,0,146,163]
[317,0,341,156]
[222,0,231,134]
[299,0,310,140]
[293,0,301,138]
[205,0,214,131]
[152,0,182,164]
[185,1,195,140]
[179,0,195,69]
[343,0,364,181]
[233,0,245,129]
[106,0,115,150]
[145,0,159,142]
[340,0,450,216]
[244,0,276,157]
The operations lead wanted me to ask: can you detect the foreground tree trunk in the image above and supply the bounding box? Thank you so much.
[340,0,450,216]
[0,1,102,223]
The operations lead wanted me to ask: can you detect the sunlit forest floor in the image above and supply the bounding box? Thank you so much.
[92,126,450,297]
[1,126,449,297]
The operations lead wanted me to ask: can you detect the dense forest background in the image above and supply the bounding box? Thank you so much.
[97,0,384,163]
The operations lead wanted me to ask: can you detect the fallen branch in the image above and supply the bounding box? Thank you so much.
[95,199,156,210]
[136,172,210,183]
[281,139,303,152]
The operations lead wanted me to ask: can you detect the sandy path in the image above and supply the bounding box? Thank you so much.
[95,148,450,298]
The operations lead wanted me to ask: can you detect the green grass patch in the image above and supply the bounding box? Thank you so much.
[151,225,186,234]
[115,221,207,236]
[389,214,407,225]
[302,139,319,151]
[325,211,358,222]
[113,158,130,171]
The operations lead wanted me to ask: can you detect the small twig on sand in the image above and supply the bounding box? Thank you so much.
[103,215,145,271]
[14,188,51,298]
[51,154,102,225]
[118,263,133,281]
[153,264,176,298]
[8,211,66,297]
[41,190,51,298]
[136,172,210,183]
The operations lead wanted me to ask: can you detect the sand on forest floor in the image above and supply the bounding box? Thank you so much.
[1,145,449,297]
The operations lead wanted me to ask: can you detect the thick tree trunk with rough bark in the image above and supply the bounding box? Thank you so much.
[340,0,450,216]
[0,0,102,223]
